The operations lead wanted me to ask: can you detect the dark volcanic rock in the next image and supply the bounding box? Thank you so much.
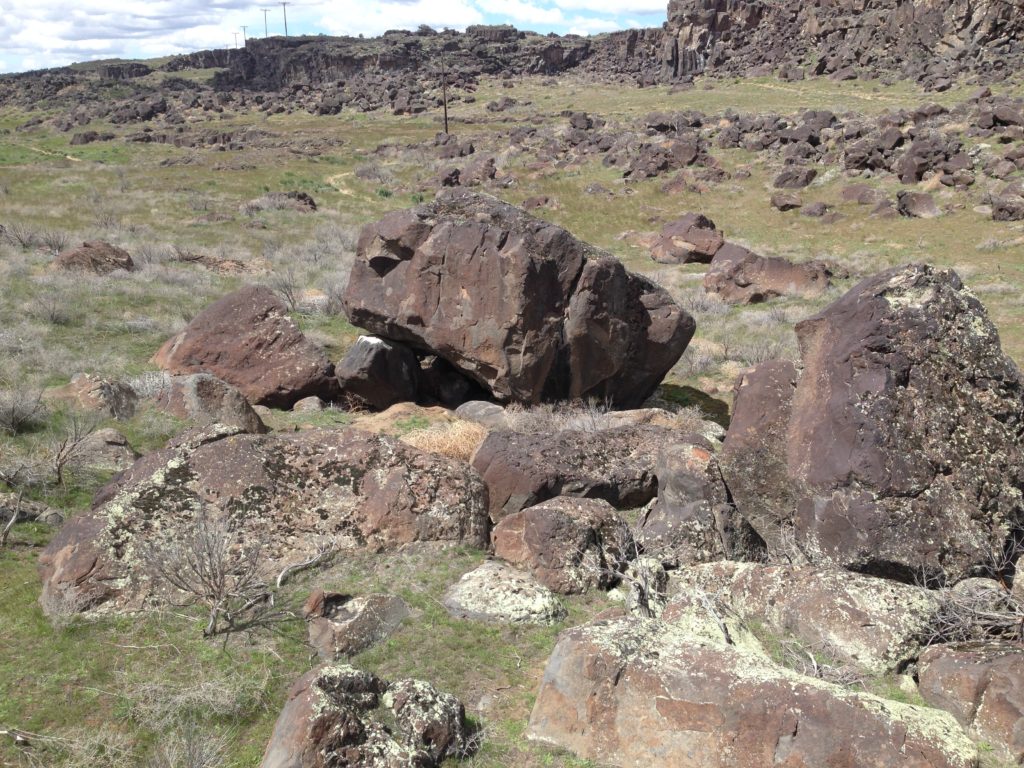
[55,241,134,275]
[703,244,832,304]
[720,265,1024,583]
[897,190,942,218]
[342,190,694,407]
[151,373,267,433]
[153,285,337,409]
[471,425,665,523]
[335,335,421,411]
[39,425,489,614]
[773,166,817,189]
[649,212,724,264]
[304,591,410,659]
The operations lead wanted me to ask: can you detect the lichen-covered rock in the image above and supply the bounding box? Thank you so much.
[335,335,421,411]
[442,561,566,624]
[492,496,627,594]
[153,285,337,408]
[720,265,1024,583]
[304,591,411,660]
[919,643,1024,763]
[471,425,664,522]
[527,612,978,767]
[260,664,470,768]
[150,373,267,433]
[342,189,695,407]
[39,425,489,614]
[638,439,764,566]
[44,373,138,420]
[898,190,942,218]
[672,561,942,675]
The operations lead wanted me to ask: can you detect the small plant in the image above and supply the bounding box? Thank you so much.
[1,221,39,249]
[402,420,489,462]
[39,229,70,256]
[376,187,394,199]
[0,386,47,435]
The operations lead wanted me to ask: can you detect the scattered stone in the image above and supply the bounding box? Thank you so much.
[1,493,63,526]
[153,285,337,409]
[55,241,134,275]
[75,428,139,474]
[800,201,829,217]
[773,166,817,188]
[442,561,566,624]
[291,395,326,413]
[770,192,802,211]
[492,497,627,594]
[897,190,942,218]
[453,400,509,430]
[992,196,1024,221]
[650,212,724,264]
[304,590,410,659]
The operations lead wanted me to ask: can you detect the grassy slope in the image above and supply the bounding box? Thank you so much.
[1,69,1023,766]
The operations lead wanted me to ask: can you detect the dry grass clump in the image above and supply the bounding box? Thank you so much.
[401,419,490,462]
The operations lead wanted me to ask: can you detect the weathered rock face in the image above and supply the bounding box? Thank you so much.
[492,497,626,594]
[442,561,566,624]
[703,244,833,304]
[44,373,138,420]
[638,440,764,566]
[153,285,336,409]
[528,612,978,767]
[75,428,139,474]
[672,561,941,675]
[39,425,489,613]
[343,190,695,407]
[335,335,421,411]
[260,664,468,768]
[898,190,943,218]
[720,265,1024,583]
[54,241,134,274]
[304,591,410,660]
[919,643,1024,763]
[151,373,267,433]
[471,425,665,523]
[649,212,724,264]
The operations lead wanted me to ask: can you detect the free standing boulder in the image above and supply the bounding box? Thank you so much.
[703,243,833,304]
[153,285,336,409]
[55,241,134,275]
[342,190,695,407]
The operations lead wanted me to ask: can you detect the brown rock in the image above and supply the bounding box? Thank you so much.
[39,425,489,614]
[342,190,694,407]
[305,591,410,659]
[770,192,802,211]
[897,190,942,218]
[335,335,421,411]
[919,643,1024,763]
[703,244,832,304]
[75,428,139,474]
[773,166,817,188]
[650,212,724,264]
[153,285,336,409]
[151,373,267,433]
[55,241,134,275]
[492,497,626,594]
[471,425,664,523]
[44,373,138,419]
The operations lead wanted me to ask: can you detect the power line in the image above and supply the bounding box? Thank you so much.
[240,25,248,44]
[280,2,290,37]
[232,31,239,48]
[260,8,271,38]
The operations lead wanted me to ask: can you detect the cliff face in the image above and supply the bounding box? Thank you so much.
[661,0,1024,82]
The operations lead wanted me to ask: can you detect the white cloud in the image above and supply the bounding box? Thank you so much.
[319,0,485,37]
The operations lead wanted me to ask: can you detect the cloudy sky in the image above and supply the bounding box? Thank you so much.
[0,0,667,74]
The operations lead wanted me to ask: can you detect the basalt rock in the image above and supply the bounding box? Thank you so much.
[153,285,337,409]
[55,241,134,275]
[649,212,724,264]
[39,425,489,614]
[335,336,421,411]
[150,373,267,433]
[304,591,411,660]
[720,265,1024,584]
[703,244,833,304]
[343,190,694,407]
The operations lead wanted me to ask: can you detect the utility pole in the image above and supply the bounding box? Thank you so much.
[233,31,239,48]
[441,50,449,134]
[280,2,290,37]
[260,8,270,38]
[241,25,248,43]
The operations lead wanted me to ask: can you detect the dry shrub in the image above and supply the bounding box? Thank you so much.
[38,584,91,631]
[401,420,489,462]
[123,666,271,729]
[0,387,47,435]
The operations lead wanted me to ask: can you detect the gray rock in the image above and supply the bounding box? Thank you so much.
[442,561,566,624]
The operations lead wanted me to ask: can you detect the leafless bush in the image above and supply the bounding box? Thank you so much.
[269,265,303,312]
[144,509,289,638]
[674,287,731,318]
[355,162,396,185]
[48,411,101,488]
[504,399,612,433]
[0,387,47,435]
[39,229,70,256]
[1,221,39,249]
[6,727,137,768]
[777,637,865,688]
[124,666,271,730]
[31,288,76,326]
[126,371,171,399]
[145,724,229,768]
[39,583,91,631]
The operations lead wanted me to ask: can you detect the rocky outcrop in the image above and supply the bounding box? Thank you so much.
[528,608,978,767]
[492,497,626,594]
[720,265,1024,584]
[703,245,833,304]
[39,425,489,614]
[153,285,336,409]
[343,190,694,407]
[471,425,665,523]
[261,664,469,768]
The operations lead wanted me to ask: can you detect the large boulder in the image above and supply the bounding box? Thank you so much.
[153,285,336,409]
[39,425,489,614]
[527,610,977,767]
[672,561,942,675]
[471,425,665,523]
[335,336,421,411]
[260,665,469,768]
[150,373,267,433]
[649,212,724,264]
[342,190,695,407]
[720,265,1024,583]
[55,241,134,274]
[919,643,1024,763]
[703,244,833,304]
[492,496,627,594]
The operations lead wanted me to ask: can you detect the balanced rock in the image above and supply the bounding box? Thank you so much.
[153,285,336,409]
[720,265,1024,583]
[261,665,468,768]
[55,241,134,275]
[342,190,694,407]
[39,425,488,613]
[151,373,267,433]
[528,610,976,767]
[492,497,627,594]
[472,425,665,523]
[703,243,832,304]
[442,561,566,624]
[335,335,421,411]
